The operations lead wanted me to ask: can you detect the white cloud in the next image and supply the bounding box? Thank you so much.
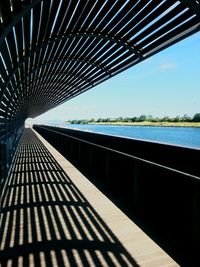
[159,63,176,70]
[159,56,177,71]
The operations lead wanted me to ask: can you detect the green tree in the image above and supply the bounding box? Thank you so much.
[147,115,153,121]
[161,116,170,122]
[172,116,180,122]
[151,117,160,122]
[89,118,95,123]
[181,114,191,122]
[116,117,123,122]
[130,117,137,122]
[138,115,147,122]
[192,113,200,122]
[123,117,130,122]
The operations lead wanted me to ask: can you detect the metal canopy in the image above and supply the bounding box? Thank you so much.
[0,0,200,120]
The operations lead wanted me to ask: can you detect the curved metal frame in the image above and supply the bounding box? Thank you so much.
[0,33,118,102]
[0,0,200,119]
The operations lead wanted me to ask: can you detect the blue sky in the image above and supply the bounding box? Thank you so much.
[31,31,200,123]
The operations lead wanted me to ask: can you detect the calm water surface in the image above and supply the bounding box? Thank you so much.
[60,124,200,149]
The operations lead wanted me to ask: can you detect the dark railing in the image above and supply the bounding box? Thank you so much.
[0,119,24,182]
[34,124,200,266]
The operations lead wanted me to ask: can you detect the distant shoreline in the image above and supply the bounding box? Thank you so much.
[84,122,200,127]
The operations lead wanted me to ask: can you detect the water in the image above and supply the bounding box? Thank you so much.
[59,124,200,149]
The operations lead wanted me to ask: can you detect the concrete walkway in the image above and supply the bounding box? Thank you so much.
[0,128,179,267]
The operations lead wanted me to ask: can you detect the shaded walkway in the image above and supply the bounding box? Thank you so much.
[0,129,139,267]
[1,128,179,267]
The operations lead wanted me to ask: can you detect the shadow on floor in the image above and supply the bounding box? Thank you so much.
[0,129,139,267]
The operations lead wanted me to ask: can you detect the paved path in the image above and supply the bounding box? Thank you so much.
[0,128,179,267]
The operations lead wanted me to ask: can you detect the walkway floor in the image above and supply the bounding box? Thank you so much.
[0,128,179,267]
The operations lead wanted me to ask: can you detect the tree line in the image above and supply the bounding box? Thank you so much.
[66,113,200,124]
